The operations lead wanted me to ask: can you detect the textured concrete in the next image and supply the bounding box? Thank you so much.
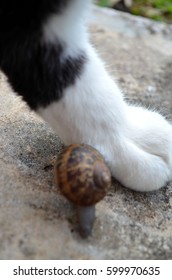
[0,7,172,259]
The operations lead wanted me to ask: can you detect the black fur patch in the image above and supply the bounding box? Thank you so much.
[0,1,70,31]
[0,0,86,110]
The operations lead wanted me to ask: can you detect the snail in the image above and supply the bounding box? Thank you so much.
[54,143,111,238]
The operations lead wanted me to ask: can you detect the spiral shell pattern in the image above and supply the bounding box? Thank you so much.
[54,144,111,206]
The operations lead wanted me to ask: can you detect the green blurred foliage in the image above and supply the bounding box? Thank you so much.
[98,0,172,23]
[99,0,110,6]
[132,0,172,22]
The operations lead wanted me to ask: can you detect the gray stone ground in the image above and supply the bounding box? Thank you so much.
[0,7,172,259]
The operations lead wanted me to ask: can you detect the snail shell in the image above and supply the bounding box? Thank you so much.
[54,143,111,237]
[54,143,111,206]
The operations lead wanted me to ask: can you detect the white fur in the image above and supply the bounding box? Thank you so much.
[39,1,172,192]
[43,0,90,58]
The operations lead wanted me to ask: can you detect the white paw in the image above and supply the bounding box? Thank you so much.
[103,105,172,192]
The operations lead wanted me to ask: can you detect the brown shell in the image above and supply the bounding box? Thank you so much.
[54,144,111,206]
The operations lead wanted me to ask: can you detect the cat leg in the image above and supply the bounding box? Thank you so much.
[38,43,172,192]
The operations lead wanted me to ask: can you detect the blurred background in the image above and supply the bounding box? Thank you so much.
[97,0,172,23]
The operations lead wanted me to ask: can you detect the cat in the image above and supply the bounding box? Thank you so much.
[0,0,172,191]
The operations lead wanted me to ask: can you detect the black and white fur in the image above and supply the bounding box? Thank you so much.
[0,0,172,191]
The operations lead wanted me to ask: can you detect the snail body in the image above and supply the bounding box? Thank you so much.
[54,143,111,237]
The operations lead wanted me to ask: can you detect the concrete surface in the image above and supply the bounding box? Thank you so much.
[0,7,172,259]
